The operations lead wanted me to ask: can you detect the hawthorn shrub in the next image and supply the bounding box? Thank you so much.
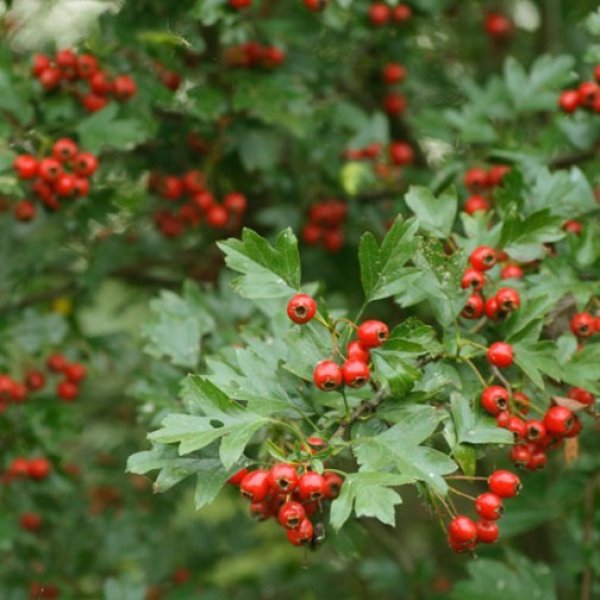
[1,0,600,598]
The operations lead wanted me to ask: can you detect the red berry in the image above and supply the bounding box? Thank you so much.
[54,173,77,197]
[476,520,499,544]
[464,194,490,215]
[464,168,489,192]
[559,90,580,113]
[112,74,137,101]
[56,49,77,70]
[480,386,509,415]
[64,363,86,383]
[229,0,252,8]
[32,54,51,76]
[223,192,247,215]
[73,153,99,177]
[82,93,109,112]
[206,205,229,228]
[341,359,370,388]
[313,360,342,391]
[323,228,344,252]
[475,492,503,520]
[383,93,407,116]
[192,191,215,212]
[286,518,314,546]
[323,472,343,500]
[20,512,42,531]
[461,268,486,290]
[485,297,502,321]
[346,340,370,363]
[469,246,497,271]
[13,155,39,179]
[524,419,546,442]
[565,415,582,438]
[181,170,205,195]
[487,342,513,368]
[488,470,521,497]
[495,287,520,312]
[578,81,599,108]
[262,47,286,68]
[28,457,52,480]
[46,353,67,372]
[161,70,182,91]
[240,469,270,502]
[563,219,582,235]
[383,63,407,85]
[57,380,79,402]
[507,416,527,439]
[52,138,79,163]
[368,3,391,26]
[89,71,113,95]
[39,67,62,90]
[249,500,272,521]
[278,501,306,529]
[487,165,510,186]
[510,444,532,468]
[287,294,317,324]
[389,141,414,166]
[501,264,524,280]
[570,312,595,338]
[227,468,249,486]
[74,177,90,197]
[9,457,30,478]
[484,12,513,40]
[461,293,484,319]
[77,53,99,78]
[159,176,183,200]
[448,515,477,544]
[391,4,412,23]
[268,463,299,493]
[305,436,328,453]
[38,158,63,182]
[172,568,191,585]
[14,200,36,222]
[25,370,45,391]
[567,387,594,406]
[543,406,575,437]
[304,0,327,10]
[357,320,389,348]
[496,410,511,428]
[297,472,326,501]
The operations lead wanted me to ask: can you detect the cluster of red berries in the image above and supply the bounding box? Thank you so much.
[12,139,98,221]
[559,68,600,114]
[343,140,414,166]
[5,456,52,483]
[382,61,408,117]
[368,3,412,27]
[228,459,343,548]
[448,470,521,552]
[0,353,86,411]
[224,42,286,69]
[461,245,521,323]
[462,165,510,215]
[286,293,389,390]
[484,12,513,41]
[301,199,347,253]
[32,50,136,112]
[148,171,247,238]
[570,311,600,339]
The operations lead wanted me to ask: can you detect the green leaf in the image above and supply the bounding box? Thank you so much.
[513,341,562,389]
[405,186,458,238]
[562,344,600,395]
[188,86,228,121]
[77,103,154,153]
[330,472,409,530]
[353,406,456,494]
[149,376,271,469]
[371,350,422,396]
[237,129,284,172]
[358,216,419,302]
[452,551,556,600]
[217,228,301,299]
[450,393,513,445]
[142,281,215,368]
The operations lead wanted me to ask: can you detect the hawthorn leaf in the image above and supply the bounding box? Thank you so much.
[405,185,458,238]
[513,341,562,389]
[450,393,513,445]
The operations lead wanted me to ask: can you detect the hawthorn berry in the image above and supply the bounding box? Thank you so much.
[559,90,580,113]
[25,370,45,391]
[510,444,531,468]
[32,54,51,76]
[543,406,575,437]
[240,469,270,502]
[341,359,370,388]
[229,0,252,8]
[495,287,520,312]
[287,294,317,324]
[47,353,67,372]
[52,138,79,163]
[323,472,343,499]
[297,472,326,501]
[55,174,77,196]
[223,192,247,215]
[249,501,272,521]
[563,220,582,235]
[9,457,30,478]
[383,63,407,85]
[227,468,249,486]
[487,165,510,186]
[73,152,99,177]
[89,71,113,95]
[391,4,412,23]
[527,450,547,470]
[464,194,490,215]
[448,515,477,544]
[323,229,344,252]
[347,340,370,364]
[475,492,503,520]
[82,93,109,112]
[28,457,52,480]
[461,293,484,319]
[57,380,79,402]
[38,158,63,182]
[488,470,521,497]
[461,268,486,290]
[268,464,299,493]
[368,3,391,26]
[501,264,524,280]
[357,320,389,348]
[487,342,514,368]
[567,387,594,406]
[39,67,62,90]
[112,74,137,100]
[278,501,306,529]
[20,512,42,531]
[389,141,414,166]
[14,200,36,222]
[496,410,511,428]
[305,436,328,453]
[304,0,327,10]
[13,155,39,180]
[524,419,546,442]
[206,205,229,228]
[464,168,488,191]
[286,518,314,546]
[313,360,342,391]
[77,53,99,78]
[469,246,497,271]
[570,312,595,338]
[507,416,527,440]
[485,297,501,321]
[484,12,513,40]
[480,386,509,415]
[476,520,499,544]
[383,93,407,116]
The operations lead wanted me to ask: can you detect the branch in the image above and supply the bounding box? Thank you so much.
[550,148,598,170]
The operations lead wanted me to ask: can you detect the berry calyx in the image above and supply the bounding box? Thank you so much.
[287,294,317,324]
[268,464,299,493]
[461,293,484,319]
[286,518,314,546]
[461,268,486,290]
[313,360,342,391]
[278,501,306,529]
[469,246,497,271]
[297,471,326,501]
[570,312,595,338]
[480,386,509,415]
[341,359,370,388]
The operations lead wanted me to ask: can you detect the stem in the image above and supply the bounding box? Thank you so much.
[445,475,488,481]
[462,357,488,388]
[447,486,477,502]
[492,365,512,392]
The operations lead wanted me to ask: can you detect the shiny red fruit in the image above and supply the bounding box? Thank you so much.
[500,264,524,280]
[475,492,503,520]
[287,294,317,324]
[567,387,594,406]
[476,520,499,544]
[543,406,575,437]
[487,342,513,368]
[464,194,490,215]
[347,340,370,363]
[484,12,513,40]
[28,457,52,480]
[268,464,299,493]
[461,293,484,319]
[64,363,86,383]
[464,168,489,191]
[510,444,532,468]
[112,74,137,101]
[52,138,79,163]
[469,245,497,271]
[341,359,370,388]
[54,173,77,196]
[14,200,36,222]
[570,312,595,338]
[206,205,229,228]
[383,63,407,85]
[559,90,580,113]
[20,512,42,531]
[488,470,521,497]
[227,468,249,486]
[57,380,79,401]
[25,370,45,391]
[461,268,486,290]
[323,472,343,499]
[357,320,389,348]
[480,386,509,415]
[368,3,391,26]
[223,192,247,215]
[77,53,99,78]
[38,158,63,182]
[383,93,407,115]
[13,155,39,179]
[524,419,546,442]
[73,153,99,177]
[507,416,527,439]
[278,501,306,529]
[448,515,477,544]
[389,141,414,165]
[286,518,314,546]
[47,353,67,372]
[495,287,520,312]
[240,469,270,502]
[297,472,326,501]
[391,4,412,23]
